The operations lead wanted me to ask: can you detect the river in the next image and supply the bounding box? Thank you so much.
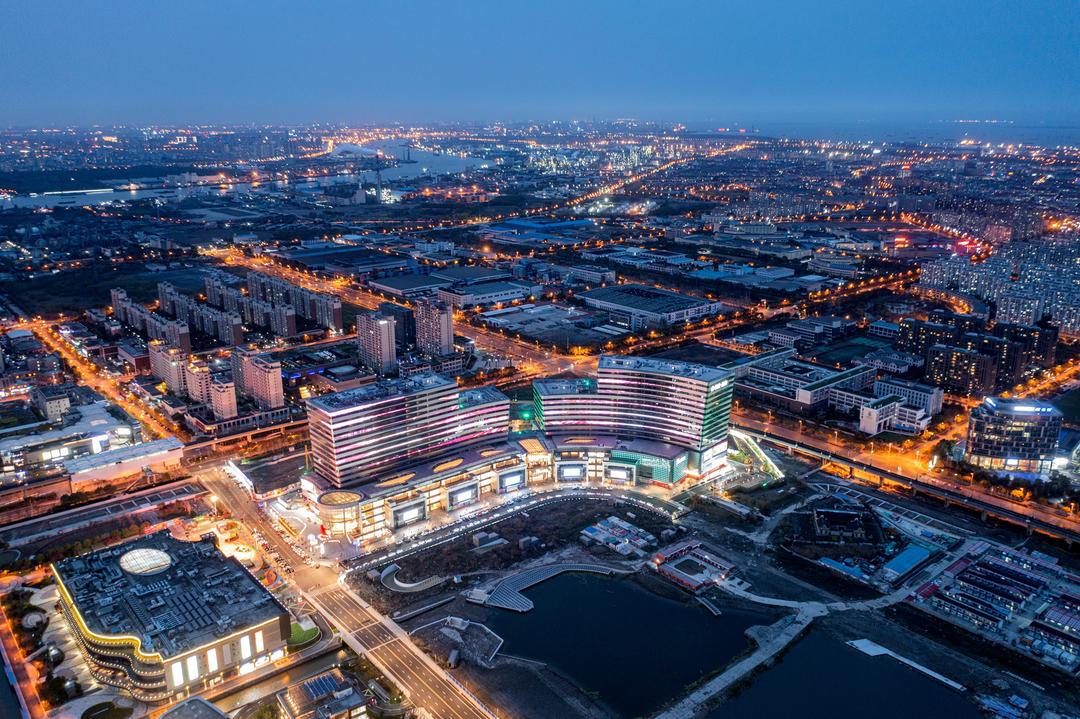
[3,143,489,210]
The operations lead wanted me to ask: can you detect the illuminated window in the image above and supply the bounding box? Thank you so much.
[186,655,199,681]
[171,662,184,687]
[254,629,264,654]
[240,634,252,660]
[206,647,218,673]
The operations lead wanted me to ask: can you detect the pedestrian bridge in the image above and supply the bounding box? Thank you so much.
[484,563,617,612]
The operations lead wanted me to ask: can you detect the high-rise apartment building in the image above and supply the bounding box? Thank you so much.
[112,288,193,353]
[356,311,397,375]
[992,322,1058,368]
[996,292,1045,326]
[210,379,238,420]
[157,282,243,346]
[379,302,416,348]
[230,345,256,393]
[247,355,285,409]
[148,340,188,395]
[958,333,1026,391]
[898,319,957,358]
[415,300,455,356]
[246,271,343,332]
[928,309,986,336]
[269,305,297,338]
[926,344,997,396]
[183,359,213,404]
[230,346,284,410]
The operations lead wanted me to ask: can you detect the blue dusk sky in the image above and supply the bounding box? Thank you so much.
[2,0,1078,127]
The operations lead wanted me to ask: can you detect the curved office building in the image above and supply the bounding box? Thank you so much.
[965,397,1062,476]
[535,355,733,485]
[53,532,289,702]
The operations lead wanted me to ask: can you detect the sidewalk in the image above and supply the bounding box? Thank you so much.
[0,597,44,719]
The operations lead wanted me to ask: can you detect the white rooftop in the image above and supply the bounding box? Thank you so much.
[599,354,731,383]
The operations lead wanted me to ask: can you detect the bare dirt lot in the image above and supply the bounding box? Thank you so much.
[352,497,677,614]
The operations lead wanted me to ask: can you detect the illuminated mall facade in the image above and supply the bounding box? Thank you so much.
[53,532,289,702]
[302,355,733,542]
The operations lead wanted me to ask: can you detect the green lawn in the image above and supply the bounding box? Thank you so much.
[288,623,321,647]
[810,336,889,365]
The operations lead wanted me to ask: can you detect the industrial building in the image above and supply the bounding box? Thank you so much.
[578,284,727,330]
[436,280,536,308]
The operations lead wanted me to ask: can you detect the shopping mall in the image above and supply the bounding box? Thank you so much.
[53,532,289,702]
[290,354,734,543]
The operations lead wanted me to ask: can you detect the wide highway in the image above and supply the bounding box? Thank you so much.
[200,468,494,719]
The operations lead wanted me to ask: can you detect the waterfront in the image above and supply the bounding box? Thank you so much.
[727,120,1080,146]
[486,572,773,718]
[707,630,982,719]
[4,144,487,209]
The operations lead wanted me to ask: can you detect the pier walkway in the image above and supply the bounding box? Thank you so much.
[847,639,966,691]
[483,563,617,612]
[653,606,820,719]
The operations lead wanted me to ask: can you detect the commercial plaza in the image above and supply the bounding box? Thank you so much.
[243,354,736,545]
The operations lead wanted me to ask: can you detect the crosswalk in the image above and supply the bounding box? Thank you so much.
[309,585,495,719]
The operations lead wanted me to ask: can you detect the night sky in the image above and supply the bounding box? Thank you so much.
[3,0,1078,126]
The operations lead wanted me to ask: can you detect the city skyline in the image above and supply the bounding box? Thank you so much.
[3,1,1080,128]
[3,6,1080,719]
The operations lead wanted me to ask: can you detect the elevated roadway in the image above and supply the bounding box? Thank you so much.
[733,421,1080,545]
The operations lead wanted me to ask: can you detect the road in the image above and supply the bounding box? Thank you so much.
[19,319,183,440]
[0,479,204,548]
[200,468,494,719]
[211,248,593,377]
[341,486,685,578]
[311,587,492,719]
[732,417,1080,542]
